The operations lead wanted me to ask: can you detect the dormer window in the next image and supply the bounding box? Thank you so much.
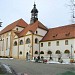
[65,32,70,36]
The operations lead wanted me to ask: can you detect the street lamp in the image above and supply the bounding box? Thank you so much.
[71,44,73,59]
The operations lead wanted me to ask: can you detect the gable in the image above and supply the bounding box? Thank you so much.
[26,31,32,35]
[13,26,25,32]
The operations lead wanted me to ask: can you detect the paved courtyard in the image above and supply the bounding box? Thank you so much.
[0,59,75,75]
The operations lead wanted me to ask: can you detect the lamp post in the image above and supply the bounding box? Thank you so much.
[71,44,73,59]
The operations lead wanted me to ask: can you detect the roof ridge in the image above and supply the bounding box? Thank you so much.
[49,23,75,30]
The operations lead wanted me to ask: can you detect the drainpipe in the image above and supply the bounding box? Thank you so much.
[32,34,33,59]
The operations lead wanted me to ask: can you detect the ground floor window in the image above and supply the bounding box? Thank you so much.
[35,51,38,54]
[40,51,44,54]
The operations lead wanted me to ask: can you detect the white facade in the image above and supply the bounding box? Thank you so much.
[40,39,75,61]
[0,19,75,63]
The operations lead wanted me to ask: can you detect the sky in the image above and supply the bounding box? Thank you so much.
[0,0,73,30]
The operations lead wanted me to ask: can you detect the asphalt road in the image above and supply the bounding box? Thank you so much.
[0,59,75,75]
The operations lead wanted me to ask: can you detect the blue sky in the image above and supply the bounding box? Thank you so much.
[0,0,72,30]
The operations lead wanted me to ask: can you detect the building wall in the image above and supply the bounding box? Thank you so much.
[0,32,11,57]
[13,26,24,32]
[12,39,18,58]
[40,38,75,61]
[34,28,47,36]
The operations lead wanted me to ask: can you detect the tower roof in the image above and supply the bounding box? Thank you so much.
[31,3,38,13]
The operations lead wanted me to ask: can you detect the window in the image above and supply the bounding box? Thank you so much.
[26,38,30,44]
[16,28,18,31]
[14,41,17,46]
[35,51,38,54]
[20,40,23,45]
[35,38,38,44]
[48,42,51,46]
[65,40,68,45]
[56,41,59,46]
[55,50,61,54]
[41,43,43,47]
[47,51,52,54]
[36,31,38,34]
[64,50,70,54]
[40,51,44,54]
[20,51,22,55]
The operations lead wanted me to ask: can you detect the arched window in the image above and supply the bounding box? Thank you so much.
[40,51,44,54]
[14,41,17,46]
[47,51,52,54]
[35,51,38,54]
[20,40,23,45]
[55,50,61,54]
[35,38,38,44]
[26,38,30,44]
[64,50,70,54]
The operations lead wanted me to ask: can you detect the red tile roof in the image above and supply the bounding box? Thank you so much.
[0,19,28,34]
[18,21,48,37]
[41,24,75,42]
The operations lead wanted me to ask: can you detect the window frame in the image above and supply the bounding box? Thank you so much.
[56,41,59,46]
[35,38,38,44]
[19,40,23,45]
[41,43,43,47]
[26,38,30,44]
[14,41,17,46]
[65,40,68,45]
